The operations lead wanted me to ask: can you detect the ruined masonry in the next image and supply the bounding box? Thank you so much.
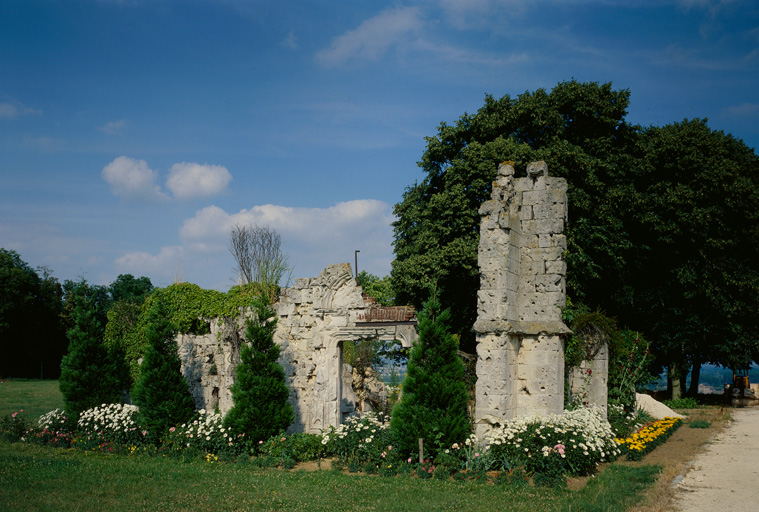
[474,161,572,437]
[177,263,417,434]
[177,160,609,437]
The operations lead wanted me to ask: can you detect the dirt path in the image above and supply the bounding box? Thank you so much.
[672,407,759,512]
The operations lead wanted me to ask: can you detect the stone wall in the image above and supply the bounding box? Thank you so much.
[568,343,609,416]
[474,161,572,436]
[177,263,417,434]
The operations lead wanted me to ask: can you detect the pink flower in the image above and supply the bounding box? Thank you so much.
[12,412,17,418]
[474,453,480,457]
[281,437,286,441]
[142,430,147,436]
[169,427,176,433]
[387,446,392,450]
[259,440,264,445]
[407,458,412,463]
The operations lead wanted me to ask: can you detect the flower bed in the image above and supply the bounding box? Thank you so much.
[615,416,683,461]
[76,403,143,451]
[484,406,620,476]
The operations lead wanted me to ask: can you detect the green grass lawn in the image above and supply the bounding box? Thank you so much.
[0,441,659,512]
[0,379,64,421]
[0,379,662,511]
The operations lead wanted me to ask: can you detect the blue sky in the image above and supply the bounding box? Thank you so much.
[1,0,757,291]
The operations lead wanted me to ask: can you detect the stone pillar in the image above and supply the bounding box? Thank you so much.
[474,162,571,437]
[569,343,608,418]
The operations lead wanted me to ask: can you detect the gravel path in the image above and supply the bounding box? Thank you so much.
[672,407,759,512]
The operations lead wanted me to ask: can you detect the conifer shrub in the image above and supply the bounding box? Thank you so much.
[59,289,124,422]
[224,295,294,445]
[390,293,470,459]
[131,296,195,442]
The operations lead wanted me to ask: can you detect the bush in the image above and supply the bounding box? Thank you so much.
[485,406,619,476]
[0,410,30,442]
[390,293,470,459]
[59,283,125,422]
[161,409,240,457]
[20,409,74,447]
[258,432,328,462]
[131,296,196,443]
[224,295,294,443]
[76,403,144,450]
[607,404,650,438]
[663,397,702,409]
[321,412,398,469]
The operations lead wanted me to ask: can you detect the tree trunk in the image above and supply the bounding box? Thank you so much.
[688,361,701,397]
[668,366,682,400]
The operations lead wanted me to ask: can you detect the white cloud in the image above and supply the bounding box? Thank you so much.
[316,7,423,67]
[282,31,299,50]
[165,162,232,200]
[101,156,170,202]
[114,245,185,277]
[100,119,127,135]
[0,101,41,119]
[24,136,65,152]
[725,102,759,117]
[438,0,528,29]
[179,200,396,279]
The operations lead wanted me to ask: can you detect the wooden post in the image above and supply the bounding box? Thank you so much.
[418,438,424,463]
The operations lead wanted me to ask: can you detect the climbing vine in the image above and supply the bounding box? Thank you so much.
[105,281,271,386]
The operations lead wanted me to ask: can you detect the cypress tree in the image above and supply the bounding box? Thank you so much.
[224,295,294,443]
[390,292,471,458]
[59,284,123,422]
[131,294,195,441]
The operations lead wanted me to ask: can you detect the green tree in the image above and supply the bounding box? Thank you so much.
[356,271,395,306]
[624,119,759,395]
[61,279,111,336]
[59,280,124,421]
[390,292,470,458]
[224,295,294,443]
[131,295,195,441]
[0,249,66,378]
[109,274,154,304]
[391,80,637,350]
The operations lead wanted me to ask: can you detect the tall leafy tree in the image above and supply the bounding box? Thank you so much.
[224,295,294,443]
[109,274,154,304]
[392,80,638,350]
[0,249,66,378]
[131,294,195,440]
[356,270,395,306]
[624,119,759,394]
[59,280,124,421]
[392,80,759,393]
[390,292,470,458]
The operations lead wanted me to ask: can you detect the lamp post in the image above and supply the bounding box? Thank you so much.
[354,250,360,280]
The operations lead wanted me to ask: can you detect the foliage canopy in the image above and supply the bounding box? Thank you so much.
[391,79,759,378]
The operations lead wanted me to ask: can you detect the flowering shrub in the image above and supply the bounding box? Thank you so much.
[607,403,650,437]
[38,409,69,432]
[163,409,238,456]
[615,416,682,461]
[1,410,30,442]
[485,406,619,476]
[21,408,75,447]
[76,403,144,450]
[321,412,398,470]
[258,432,327,462]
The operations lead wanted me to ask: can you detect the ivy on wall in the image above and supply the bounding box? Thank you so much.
[105,282,270,386]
